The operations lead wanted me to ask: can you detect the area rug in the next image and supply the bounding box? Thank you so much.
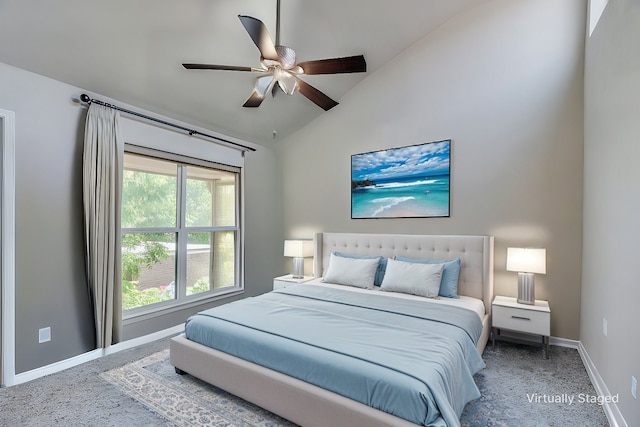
[100,349,296,426]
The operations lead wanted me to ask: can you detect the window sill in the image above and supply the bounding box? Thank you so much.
[122,287,244,325]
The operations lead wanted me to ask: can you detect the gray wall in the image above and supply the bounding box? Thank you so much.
[277,0,586,340]
[582,0,640,423]
[0,61,282,372]
[2,63,95,373]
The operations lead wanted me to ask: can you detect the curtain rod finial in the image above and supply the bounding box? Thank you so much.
[80,94,92,103]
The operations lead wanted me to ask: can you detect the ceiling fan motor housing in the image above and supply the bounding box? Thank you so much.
[276,45,296,69]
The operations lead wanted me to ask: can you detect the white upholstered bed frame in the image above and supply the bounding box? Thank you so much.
[170,232,494,427]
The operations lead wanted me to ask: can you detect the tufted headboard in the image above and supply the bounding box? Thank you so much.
[313,232,494,314]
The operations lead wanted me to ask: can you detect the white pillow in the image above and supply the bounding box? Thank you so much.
[380,258,444,298]
[323,253,380,289]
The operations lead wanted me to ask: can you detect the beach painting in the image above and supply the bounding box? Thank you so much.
[351,140,451,219]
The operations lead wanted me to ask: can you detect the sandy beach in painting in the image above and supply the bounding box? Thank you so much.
[351,175,450,218]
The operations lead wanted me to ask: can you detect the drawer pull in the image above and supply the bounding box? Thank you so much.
[511,315,531,321]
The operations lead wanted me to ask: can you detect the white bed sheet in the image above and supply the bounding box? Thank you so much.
[304,278,486,321]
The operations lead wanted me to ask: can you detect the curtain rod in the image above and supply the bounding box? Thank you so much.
[78,94,256,153]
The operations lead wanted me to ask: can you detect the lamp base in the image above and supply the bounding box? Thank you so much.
[292,257,304,279]
[517,272,535,304]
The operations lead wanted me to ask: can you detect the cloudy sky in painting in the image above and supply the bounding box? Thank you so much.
[351,140,450,182]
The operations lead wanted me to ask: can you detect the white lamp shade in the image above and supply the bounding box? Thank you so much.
[284,240,314,258]
[506,247,546,274]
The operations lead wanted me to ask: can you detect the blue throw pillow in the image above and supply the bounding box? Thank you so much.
[394,256,461,298]
[334,252,387,287]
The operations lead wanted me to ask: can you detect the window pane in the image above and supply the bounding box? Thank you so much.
[122,154,177,228]
[122,232,176,310]
[213,230,236,288]
[186,166,236,227]
[186,231,236,294]
[186,231,211,296]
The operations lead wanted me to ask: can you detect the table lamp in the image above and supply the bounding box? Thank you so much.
[284,240,314,279]
[506,247,546,305]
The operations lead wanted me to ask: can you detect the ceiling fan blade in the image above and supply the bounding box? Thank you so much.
[243,91,266,108]
[238,15,280,62]
[243,75,276,108]
[297,55,367,75]
[296,78,339,111]
[182,63,260,72]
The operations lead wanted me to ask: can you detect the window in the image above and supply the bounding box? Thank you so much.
[121,151,242,314]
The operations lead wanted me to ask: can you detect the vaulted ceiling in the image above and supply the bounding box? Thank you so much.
[0,0,486,145]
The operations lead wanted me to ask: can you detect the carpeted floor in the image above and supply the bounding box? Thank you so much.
[0,338,173,427]
[461,342,608,426]
[0,338,609,426]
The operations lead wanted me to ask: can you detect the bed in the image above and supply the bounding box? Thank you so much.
[170,232,494,427]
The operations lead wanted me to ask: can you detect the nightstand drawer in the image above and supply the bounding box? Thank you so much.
[493,305,550,336]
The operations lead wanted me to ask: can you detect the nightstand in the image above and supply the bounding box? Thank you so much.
[492,296,551,358]
[273,274,314,290]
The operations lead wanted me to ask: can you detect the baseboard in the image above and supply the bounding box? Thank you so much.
[578,342,629,427]
[549,336,580,349]
[10,324,184,387]
[11,348,104,386]
[104,324,184,356]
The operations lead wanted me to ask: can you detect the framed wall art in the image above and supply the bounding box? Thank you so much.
[351,139,451,219]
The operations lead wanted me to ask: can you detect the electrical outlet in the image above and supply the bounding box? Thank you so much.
[38,327,51,343]
[603,318,607,337]
[632,376,637,400]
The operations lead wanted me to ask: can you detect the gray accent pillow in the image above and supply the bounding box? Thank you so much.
[323,253,380,290]
[334,252,387,286]
[380,258,444,298]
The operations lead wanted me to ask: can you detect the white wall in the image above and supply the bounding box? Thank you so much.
[0,61,282,372]
[278,0,586,339]
[583,0,640,424]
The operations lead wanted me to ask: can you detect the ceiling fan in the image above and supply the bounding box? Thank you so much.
[182,0,366,111]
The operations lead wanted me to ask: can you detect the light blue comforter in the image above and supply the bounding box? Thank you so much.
[185,285,485,426]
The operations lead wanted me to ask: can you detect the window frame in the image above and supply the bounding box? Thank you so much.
[121,145,244,321]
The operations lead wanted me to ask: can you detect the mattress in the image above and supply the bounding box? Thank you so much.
[184,283,485,426]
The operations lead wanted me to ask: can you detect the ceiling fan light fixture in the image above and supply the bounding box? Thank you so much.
[273,68,297,95]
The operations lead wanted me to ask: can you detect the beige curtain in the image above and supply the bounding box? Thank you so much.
[83,103,123,348]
